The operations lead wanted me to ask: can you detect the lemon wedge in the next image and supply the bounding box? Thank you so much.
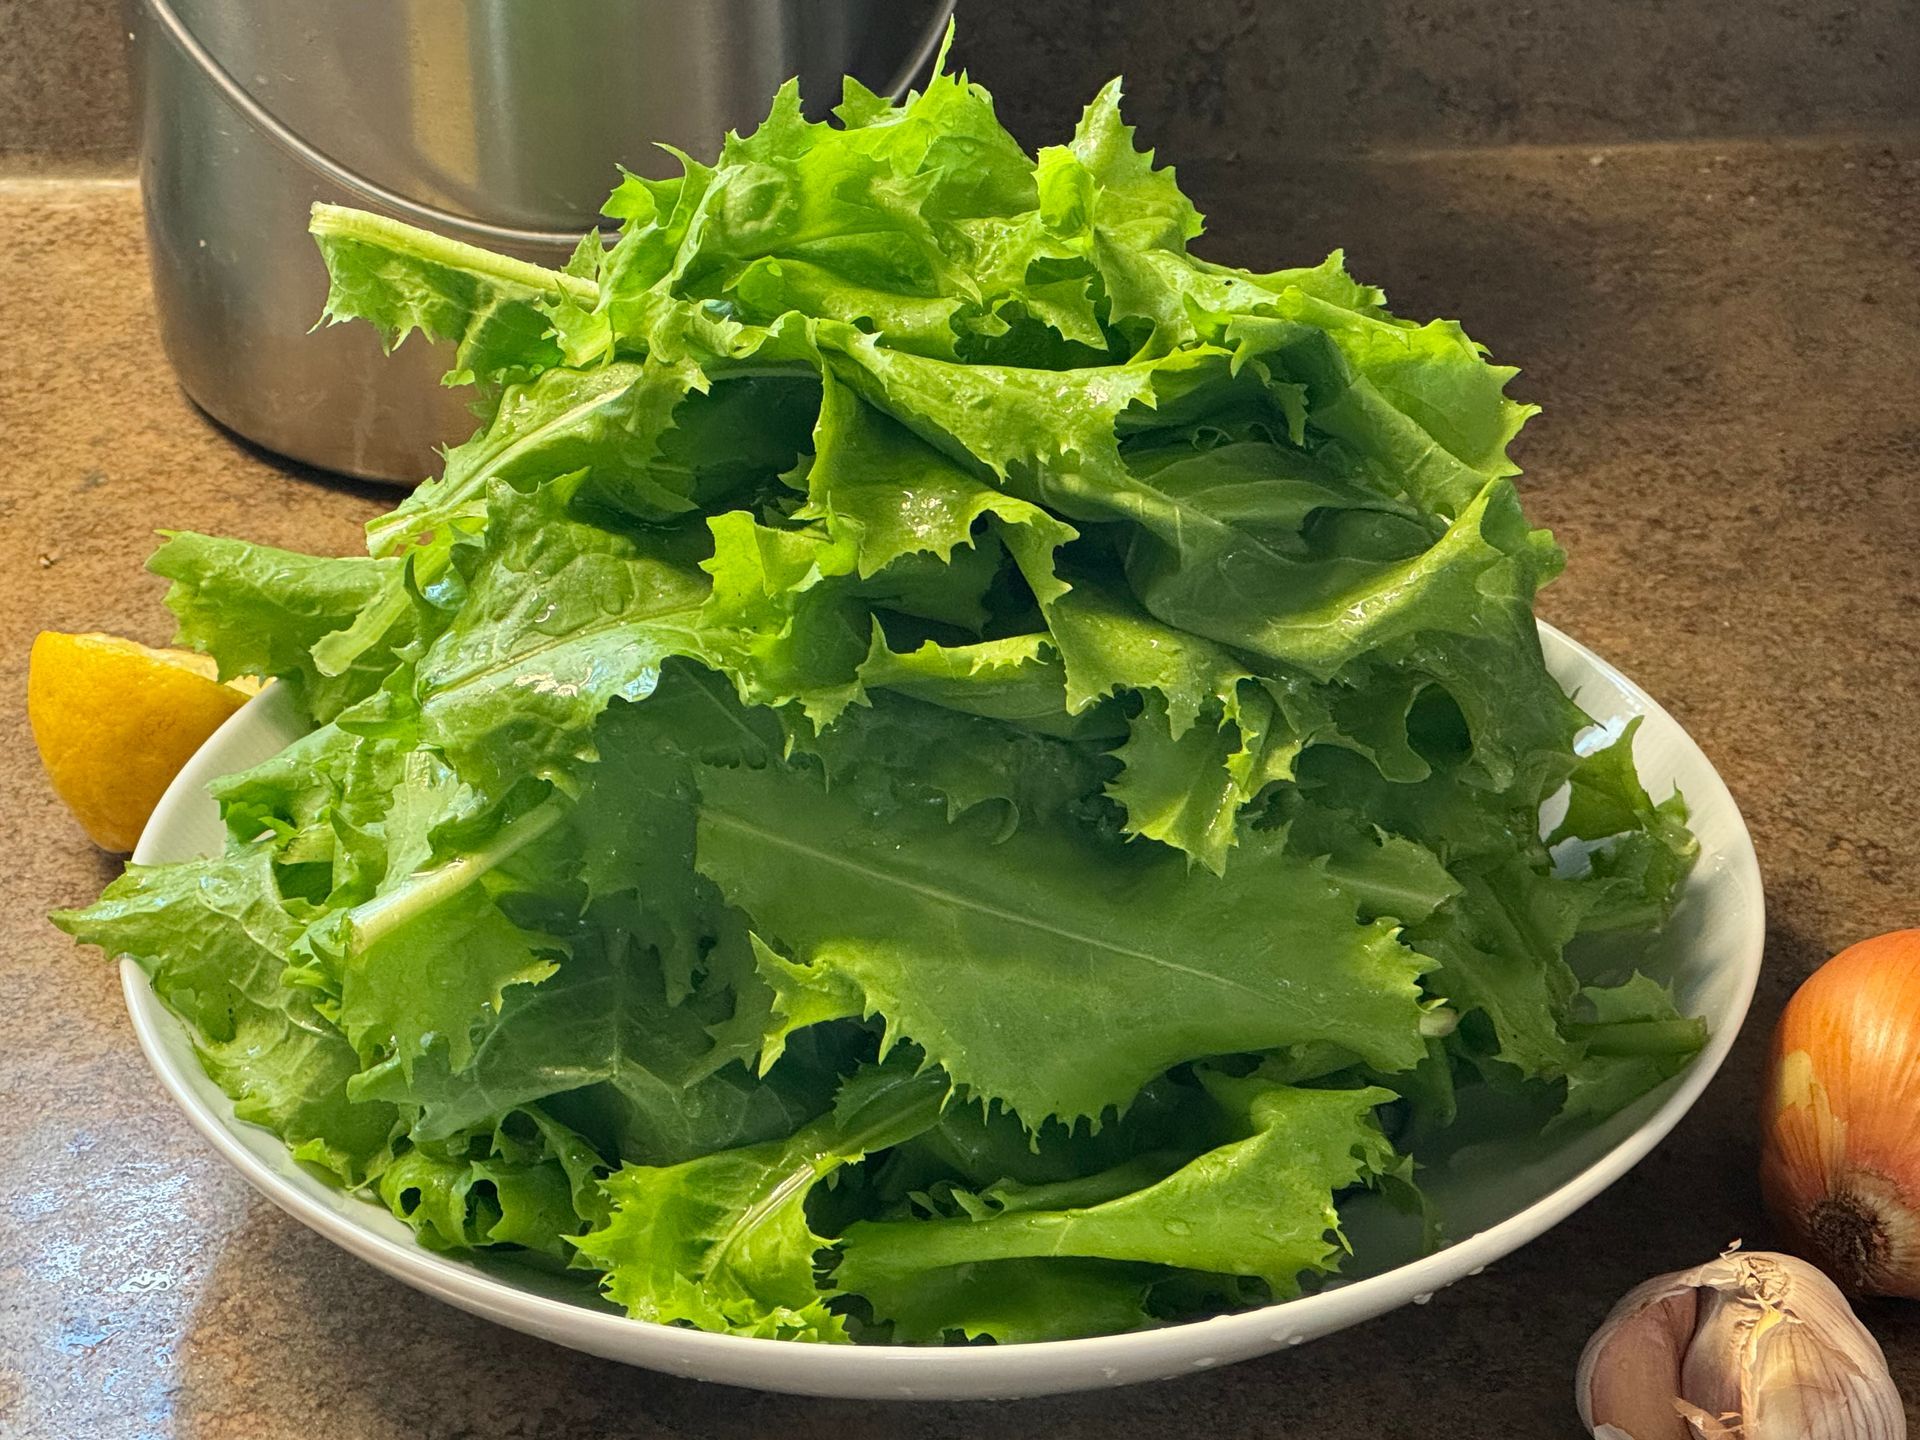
[27,631,257,852]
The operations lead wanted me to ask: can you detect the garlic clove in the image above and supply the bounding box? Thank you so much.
[1577,1251,1907,1440]
[1579,1280,1698,1440]
[1740,1308,1895,1440]
[1675,1282,1750,1429]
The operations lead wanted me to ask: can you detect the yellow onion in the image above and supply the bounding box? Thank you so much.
[1761,929,1920,1298]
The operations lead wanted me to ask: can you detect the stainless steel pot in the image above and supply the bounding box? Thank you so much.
[130,0,956,483]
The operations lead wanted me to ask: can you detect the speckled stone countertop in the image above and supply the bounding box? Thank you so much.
[3,139,1917,1438]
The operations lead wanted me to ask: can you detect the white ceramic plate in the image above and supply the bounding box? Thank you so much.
[122,623,1763,1399]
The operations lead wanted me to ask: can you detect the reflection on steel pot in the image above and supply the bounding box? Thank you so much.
[130,0,956,483]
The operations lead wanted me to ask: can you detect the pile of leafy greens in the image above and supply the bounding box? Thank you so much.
[57,46,1703,1344]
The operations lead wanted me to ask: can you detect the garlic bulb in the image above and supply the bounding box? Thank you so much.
[1762,929,1920,1298]
[1576,1250,1906,1440]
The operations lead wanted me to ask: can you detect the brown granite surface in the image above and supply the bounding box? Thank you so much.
[0,0,135,166]
[955,0,1920,161]
[2,137,1918,1438]
[7,0,1919,168]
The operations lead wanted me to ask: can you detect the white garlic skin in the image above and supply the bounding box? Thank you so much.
[1577,1250,1906,1440]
